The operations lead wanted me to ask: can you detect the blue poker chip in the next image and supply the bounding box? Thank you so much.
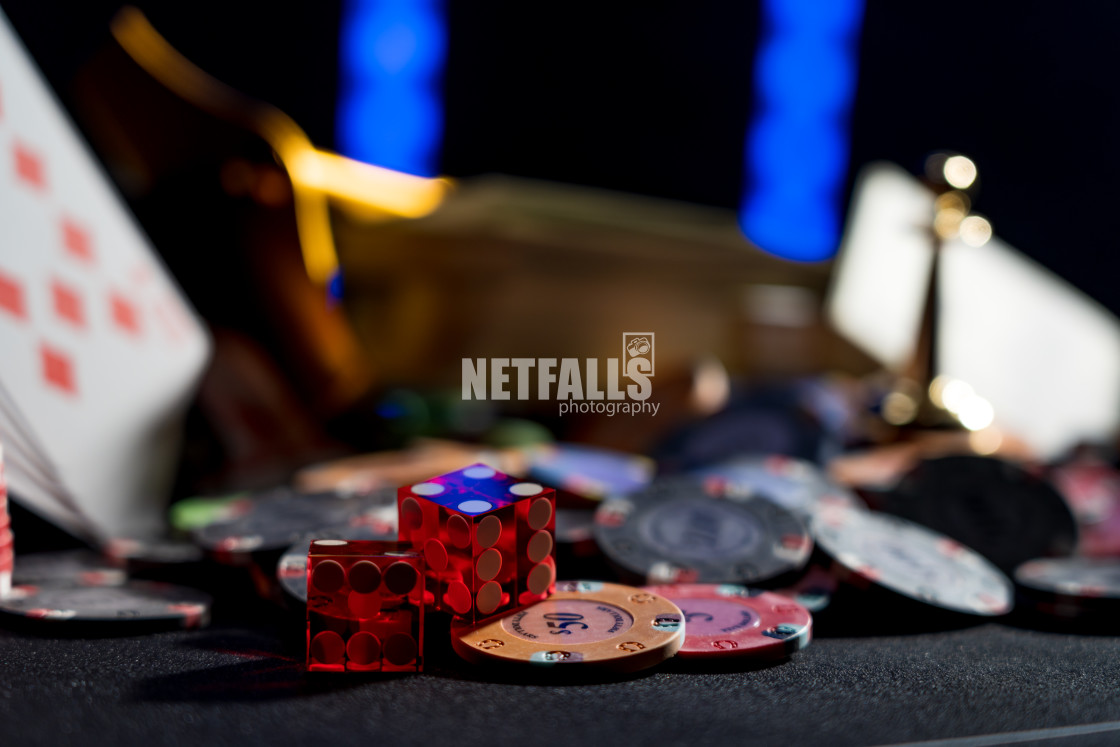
[593,476,812,585]
[653,385,837,471]
[691,454,863,518]
[524,443,654,500]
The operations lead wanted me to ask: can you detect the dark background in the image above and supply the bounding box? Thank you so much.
[6,6,1120,744]
[4,0,1120,313]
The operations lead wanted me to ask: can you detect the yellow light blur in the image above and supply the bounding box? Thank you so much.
[969,427,1003,455]
[940,379,975,414]
[933,207,964,239]
[928,375,953,408]
[957,395,995,431]
[943,155,978,190]
[882,391,918,425]
[288,149,448,219]
[110,7,448,286]
[959,215,993,247]
[690,356,731,416]
[934,191,970,214]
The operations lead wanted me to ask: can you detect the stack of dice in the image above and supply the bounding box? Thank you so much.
[306,463,556,672]
[0,444,11,598]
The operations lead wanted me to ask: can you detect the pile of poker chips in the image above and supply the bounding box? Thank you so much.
[0,535,213,632]
[0,443,11,598]
[268,459,821,673]
[1049,455,1120,558]
[6,437,1120,668]
[592,466,1017,625]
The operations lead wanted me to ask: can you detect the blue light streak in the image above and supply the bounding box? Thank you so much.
[741,0,864,261]
[337,0,446,177]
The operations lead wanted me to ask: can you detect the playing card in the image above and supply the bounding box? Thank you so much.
[0,10,211,539]
[0,378,58,475]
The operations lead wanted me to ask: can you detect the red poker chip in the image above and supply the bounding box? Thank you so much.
[643,583,811,661]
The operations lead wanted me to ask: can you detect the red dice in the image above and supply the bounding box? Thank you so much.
[398,464,556,622]
[306,540,424,672]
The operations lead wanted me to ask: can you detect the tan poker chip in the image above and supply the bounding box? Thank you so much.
[294,441,525,495]
[450,580,685,673]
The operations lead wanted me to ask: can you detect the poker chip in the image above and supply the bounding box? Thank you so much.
[771,565,838,614]
[0,580,212,630]
[523,443,654,500]
[104,538,204,566]
[1014,557,1120,619]
[1049,459,1120,557]
[12,550,128,588]
[192,486,398,562]
[691,454,864,518]
[292,441,518,496]
[276,524,399,604]
[653,388,833,471]
[169,493,249,533]
[1016,557,1120,599]
[811,504,1013,616]
[879,456,1077,574]
[644,584,812,662]
[593,477,812,585]
[0,449,10,598]
[450,580,684,672]
[554,508,596,546]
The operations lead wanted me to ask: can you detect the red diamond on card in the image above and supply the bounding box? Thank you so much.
[13,141,46,190]
[41,344,76,394]
[61,218,94,263]
[51,280,84,328]
[110,292,141,336]
[0,271,26,320]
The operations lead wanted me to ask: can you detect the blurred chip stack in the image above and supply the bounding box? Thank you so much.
[0,443,11,597]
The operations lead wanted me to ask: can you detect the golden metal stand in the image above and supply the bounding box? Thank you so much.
[880,153,984,432]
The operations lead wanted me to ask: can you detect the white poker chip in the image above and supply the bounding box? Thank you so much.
[811,504,1013,616]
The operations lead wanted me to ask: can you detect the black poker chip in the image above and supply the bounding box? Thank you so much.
[554,508,596,546]
[878,456,1077,575]
[192,486,398,562]
[1014,557,1120,620]
[104,538,205,566]
[12,550,128,588]
[592,476,812,585]
[0,580,212,632]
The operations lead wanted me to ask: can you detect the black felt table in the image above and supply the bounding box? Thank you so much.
[4,610,1120,747]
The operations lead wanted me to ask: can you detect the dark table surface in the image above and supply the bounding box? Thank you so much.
[5,603,1120,747]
